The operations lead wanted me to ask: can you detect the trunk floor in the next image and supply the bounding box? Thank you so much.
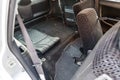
[28,17,76,79]
[31,18,74,42]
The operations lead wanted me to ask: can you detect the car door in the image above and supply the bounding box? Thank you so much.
[0,0,40,80]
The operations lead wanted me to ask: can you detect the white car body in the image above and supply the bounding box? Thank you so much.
[0,0,31,80]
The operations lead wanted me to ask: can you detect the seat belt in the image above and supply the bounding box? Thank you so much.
[16,14,46,80]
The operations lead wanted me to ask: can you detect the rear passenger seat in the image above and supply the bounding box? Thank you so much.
[55,8,120,80]
[71,20,120,80]
[55,8,103,80]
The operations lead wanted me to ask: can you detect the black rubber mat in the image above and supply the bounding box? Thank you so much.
[55,38,83,80]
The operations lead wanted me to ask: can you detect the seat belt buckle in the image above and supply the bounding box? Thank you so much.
[32,62,42,67]
[95,74,113,80]
[32,58,46,67]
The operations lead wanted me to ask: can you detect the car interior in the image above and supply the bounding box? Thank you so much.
[13,0,120,80]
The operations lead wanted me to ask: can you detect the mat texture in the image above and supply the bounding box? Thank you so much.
[15,29,60,53]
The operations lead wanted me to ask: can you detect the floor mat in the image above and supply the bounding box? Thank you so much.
[55,38,83,80]
[30,18,75,78]
[15,29,60,53]
[31,18,74,42]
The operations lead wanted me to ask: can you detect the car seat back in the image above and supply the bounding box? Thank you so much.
[76,8,103,53]
[71,21,120,80]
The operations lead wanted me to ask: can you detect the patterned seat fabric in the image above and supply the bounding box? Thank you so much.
[77,8,120,79]
[76,8,103,53]
[93,23,120,79]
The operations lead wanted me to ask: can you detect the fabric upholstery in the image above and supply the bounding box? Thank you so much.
[76,8,103,53]
[93,22,120,79]
[71,21,120,80]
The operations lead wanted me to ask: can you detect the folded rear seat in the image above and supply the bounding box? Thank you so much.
[15,29,60,54]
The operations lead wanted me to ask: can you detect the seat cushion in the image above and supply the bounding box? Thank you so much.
[15,29,60,53]
[71,21,120,80]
